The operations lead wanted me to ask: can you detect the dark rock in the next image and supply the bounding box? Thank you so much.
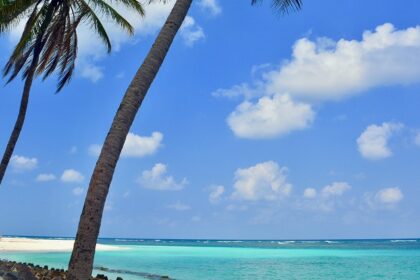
[0,271,19,280]
[15,264,36,280]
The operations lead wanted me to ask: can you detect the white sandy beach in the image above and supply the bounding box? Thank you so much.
[0,237,124,252]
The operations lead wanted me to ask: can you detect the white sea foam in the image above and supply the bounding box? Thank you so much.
[277,241,296,245]
[325,240,339,244]
[390,239,417,243]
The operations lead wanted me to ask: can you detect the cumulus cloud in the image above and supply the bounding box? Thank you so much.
[227,94,314,139]
[167,201,191,211]
[80,63,103,82]
[297,182,352,212]
[212,83,264,100]
[10,155,37,172]
[267,23,420,101]
[232,161,292,201]
[180,16,205,47]
[303,188,317,199]
[214,23,420,139]
[36,173,56,182]
[198,0,222,15]
[61,169,85,183]
[72,187,84,196]
[209,185,225,203]
[357,122,403,160]
[375,187,403,204]
[89,131,163,158]
[138,163,188,191]
[122,132,163,158]
[321,182,351,197]
[364,187,404,209]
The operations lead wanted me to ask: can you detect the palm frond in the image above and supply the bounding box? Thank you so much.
[111,0,144,16]
[76,0,113,52]
[80,0,135,36]
[0,0,39,32]
[251,0,302,14]
[3,0,144,92]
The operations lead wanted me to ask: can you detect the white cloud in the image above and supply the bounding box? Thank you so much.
[89,131,163,158]
[167,201,191,211]
[72,187,84,196]
[61,169,85,183]
[375,187,403,204]
[88,144,102,157]
[180,16,205,47]
[267,23,420,101]
[36,173,56,182]
[364,187,404,210]
[303,188,317,199]
[138,163,188,191]
[209,185,225,203]
[215,23,420,139]
[198,0,222,15]
[122,132,163,157]
[357,122,403,160]
[212,83,264,100]
[10,155,37,171]
[297,182,352,212]
[232,161,292,201]
[321,182,351,197]
[80,63,103,82]
[227,93,314,139]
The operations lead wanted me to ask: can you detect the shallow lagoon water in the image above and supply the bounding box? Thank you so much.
[1,238,420,279]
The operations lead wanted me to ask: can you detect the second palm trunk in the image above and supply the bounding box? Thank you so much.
[67,0,194,279]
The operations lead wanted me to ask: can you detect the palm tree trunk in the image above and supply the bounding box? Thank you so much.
[0,64,37,185]
[67,0,193,278]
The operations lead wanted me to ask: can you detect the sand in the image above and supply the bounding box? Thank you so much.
[0,237,124,252]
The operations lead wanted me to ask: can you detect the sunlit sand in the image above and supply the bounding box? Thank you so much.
[0,237,124,252]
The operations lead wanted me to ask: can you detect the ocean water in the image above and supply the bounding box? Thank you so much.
[1,238,420,279]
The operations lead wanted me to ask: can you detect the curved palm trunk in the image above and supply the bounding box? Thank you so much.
[67,0,193,278]
[0,65,37,185]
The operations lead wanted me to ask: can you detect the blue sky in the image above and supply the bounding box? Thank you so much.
[1,0,420,239]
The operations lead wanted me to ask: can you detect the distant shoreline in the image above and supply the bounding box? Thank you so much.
[0,237,125,253]
[2,235,420,242]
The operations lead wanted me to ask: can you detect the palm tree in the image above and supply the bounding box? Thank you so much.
[67,0,302,279]
[0,0,145,184]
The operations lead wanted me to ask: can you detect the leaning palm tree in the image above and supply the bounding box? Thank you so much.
[68,0,303,279]
[0,0,145,184]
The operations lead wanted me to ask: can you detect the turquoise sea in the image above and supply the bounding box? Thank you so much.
[1,237,420,279]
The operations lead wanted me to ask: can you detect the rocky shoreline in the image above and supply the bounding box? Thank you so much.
[0,260,118,280]
[0,260,174,280]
